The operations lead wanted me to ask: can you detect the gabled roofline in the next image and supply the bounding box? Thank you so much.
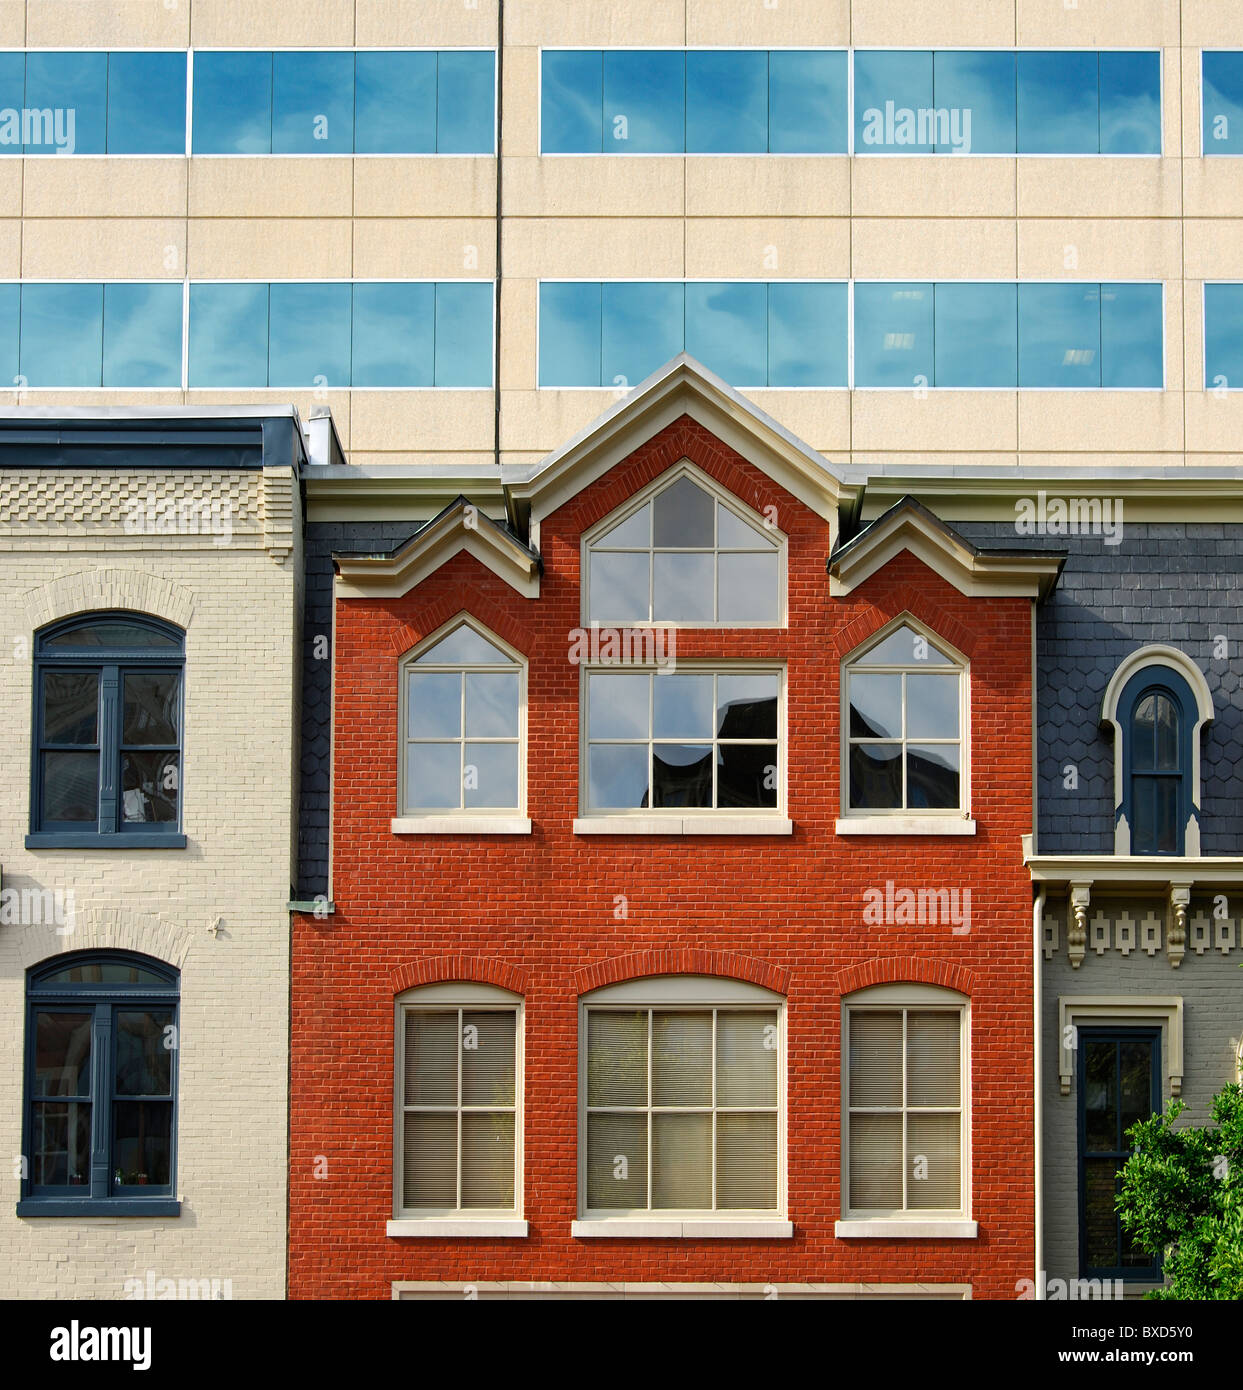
[829,496,1065,600]
[502,354,865,532]
[333,496,540,600]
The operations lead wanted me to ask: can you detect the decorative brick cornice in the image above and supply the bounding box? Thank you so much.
[390,955,529,996]
[835,957,976,997]
[572,949,790,996]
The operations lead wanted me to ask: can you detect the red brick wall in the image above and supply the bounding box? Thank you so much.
[290,416,1036,1299]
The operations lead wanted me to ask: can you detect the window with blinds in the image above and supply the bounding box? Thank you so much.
[583,1006,780,1214]
[399,1005,518,1215]
[846,1005,964,1215]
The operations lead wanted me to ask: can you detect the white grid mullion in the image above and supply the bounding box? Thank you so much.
[646,1009,654,1212]
[900,1008,908,1212]
[710,1008,718,1212]
[456,1007,464,1210]
[457,672,468,810]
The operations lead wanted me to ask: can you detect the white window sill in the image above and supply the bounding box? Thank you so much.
[573,816,793,837]
[391,817,532,835]
[836,816,976,837]
[834,1219,978,1239]
[571,1219,793,1239]
[387,1219,528,1238]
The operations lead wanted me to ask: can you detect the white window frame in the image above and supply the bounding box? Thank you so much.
[579,460,788,629]
[390,981,526,1238]
[575,660,790,835]
[393,612,531,835]
[573,975,791,1238]
[838,983,975,1239]
[837,613,974,836]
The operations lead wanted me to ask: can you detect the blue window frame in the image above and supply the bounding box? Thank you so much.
[20,951,180,1217]
[28,613,186,850]
[191,50,495,154]
[1116,666,1196,856]
[1202,52,1243,154]
[1077,1028,1161,1281]
[540,49,849,153]
[1205,282,1243,388]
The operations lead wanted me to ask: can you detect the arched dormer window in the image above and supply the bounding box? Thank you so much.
[582,463,784,626]
[1102,646,1213,857]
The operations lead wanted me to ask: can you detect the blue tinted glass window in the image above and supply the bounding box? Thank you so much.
[539,281,601,386]
[102,283,182,387]
[433,282,492,386]
[1018,283,1101,387]
[272,51,354,154]
[933,283,1017,386]
[192,51,272,153]
[1099,51,1161,154]
[933,51,1015,154]
[541,49,602,152]
[769,50,848,153]
[855,50,934,153]
[603,51,684,153]
[768,281,848,386]
[25,51,107,154]
[354,51,435,153]
[601,282,684,387]
[268,282,351,386]
[436,51,495,153]
[1101,283,1162,387]
[187,282,269,386]
[1204,283,1243,388]
[1017,51,1098,154]
[1202,52,1243,154]
[107,52,186,154]
[686,51,766,153]
[21,283,103,386]
[853,283,934,387]
[351,282,434,386]
[0,282,18,383]
[685,282,767,384]
[0,52,22,154]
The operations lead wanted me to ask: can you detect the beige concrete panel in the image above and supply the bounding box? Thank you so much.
[1184,161,1243,219]
[852,391,1019,454]
[505,217,683,279]
[347,450,497,470]
[851,450,1020,473]
[350,390,495,453]
[499,387,616,453]
[1015,0,1179,46]
[1162,277,1185,393]
[187,219,353,280]
[745,390,851,456]
[687,158,849,218]
[503,45,539,159]
[1161,46,1182,163]
[853,158,1016,218]
[21,219,184,279]
[11,388,185,406]
[1182,47,1205,161]
[27,0,187,45]
[0,160,19,218]
[0,1,23,44]
[1185,276,1205,395]
[184,390,351,445]
[506,0,687,47]
[353,219,497,279]
[1016,160,1181,219]
[1017,219,1180,280]
[686,218,851,280]
[1017,391,1183,453]
[1186,396,1243,455]
[189,158,353,218]
[1184,220,1243,282]
[1181,1,1243,48]
[356,0,498,46]
[687,0,848,44]
[853,0,1016,47]
[353,157,497,218]
[853,219,1016,280]
[505,156,684,217]
[0,218,18,275]
[498,277,535,391]
[189,0,356,46]
[22,159,186,219]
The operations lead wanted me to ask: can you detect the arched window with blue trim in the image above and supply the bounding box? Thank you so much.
[1118,668,1196,856]
[19,950,180,1216]
[28,612,185,848]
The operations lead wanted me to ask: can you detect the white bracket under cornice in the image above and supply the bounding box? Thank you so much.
[1058,995,1183,1098]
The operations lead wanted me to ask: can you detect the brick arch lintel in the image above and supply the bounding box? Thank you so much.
[831,586,978,663]
[23,568,196,633]
[386,585,531,660]
[390,955,529,996]
[835,957,976,997]
[573,949,790,997]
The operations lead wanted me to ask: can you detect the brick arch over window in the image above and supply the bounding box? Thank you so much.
[832,589,977,664]
[11,906,193,973]
[385,583,530,660]
[24,569,196,633]
[835,957,976,997]
[573,949,789,996]
[390,955,529,996]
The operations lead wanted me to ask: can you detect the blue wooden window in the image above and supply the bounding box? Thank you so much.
[1077,1028,1161,1280]
[28,613,186,849]
[19,951,180,1217]
[1116,667,1195,856]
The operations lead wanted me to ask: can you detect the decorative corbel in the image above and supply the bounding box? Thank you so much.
[1068,882,1091,970]
[1167,883,1191,970]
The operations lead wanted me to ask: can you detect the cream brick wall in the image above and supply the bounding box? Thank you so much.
[0,464,300,1299]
